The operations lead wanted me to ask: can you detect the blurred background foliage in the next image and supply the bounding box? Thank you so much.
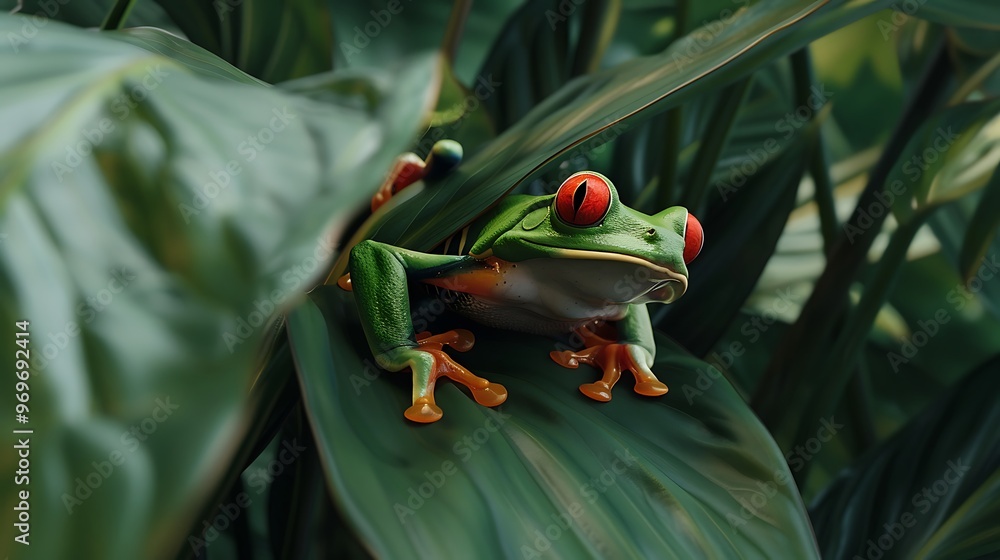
[1,0,999,558]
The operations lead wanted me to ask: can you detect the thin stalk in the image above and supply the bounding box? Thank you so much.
[231,478,255,560]
[656,109,683,208]
[655,0,688,209]
[791,48,878,455]
[680,76,752,212]
[848,359,877,452]
[793,214,927,484]
[790,48,839,253]
[569,0,621,77]
[442,0,473,68]
[100,0,136,30]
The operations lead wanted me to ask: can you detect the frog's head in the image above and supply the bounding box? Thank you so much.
[490,171,703,304]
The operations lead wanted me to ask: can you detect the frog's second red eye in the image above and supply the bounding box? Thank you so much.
[554,172,612,227]
[683,212,704,264]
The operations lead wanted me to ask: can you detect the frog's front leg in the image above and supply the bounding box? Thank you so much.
[550,305,669,402]
[347,240,507,423]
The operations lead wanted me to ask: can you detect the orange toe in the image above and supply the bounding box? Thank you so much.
[580,382,613,402]
[635,380,669,397]
[471,383,508,407]
[405,398,444,423]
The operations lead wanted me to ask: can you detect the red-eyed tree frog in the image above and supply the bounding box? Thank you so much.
[339,140,704,423]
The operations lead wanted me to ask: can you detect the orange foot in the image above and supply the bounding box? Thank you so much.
[550,323,668,402]
[404,329,507,423]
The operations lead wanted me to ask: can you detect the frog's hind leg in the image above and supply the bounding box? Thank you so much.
[348,239,504,422]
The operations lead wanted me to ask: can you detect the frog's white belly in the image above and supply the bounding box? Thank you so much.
[429,257,682,336]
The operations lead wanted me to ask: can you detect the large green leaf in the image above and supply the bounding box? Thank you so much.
[287,287,820,559]
[0,14,437,560]
[810,356,1000,559]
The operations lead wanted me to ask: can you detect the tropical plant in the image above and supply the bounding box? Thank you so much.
[1,0,999,559]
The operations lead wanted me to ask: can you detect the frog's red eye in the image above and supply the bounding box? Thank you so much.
[683,212,704,264]
[554,172,612,227]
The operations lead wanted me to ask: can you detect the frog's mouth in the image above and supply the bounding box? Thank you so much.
[512,245,689,304]
[647,278,685,303]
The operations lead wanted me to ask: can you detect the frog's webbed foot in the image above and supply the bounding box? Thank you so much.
[387,329,507,423]
[550,324,668,402]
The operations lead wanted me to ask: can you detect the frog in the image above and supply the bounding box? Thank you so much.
[339,140,703,423]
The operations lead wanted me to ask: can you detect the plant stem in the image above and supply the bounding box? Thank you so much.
[793,213,927,484]
[570,0,621,77]
[752,39,952,445]
[790,48,839,254]
[231,478,255,560]
[680,76,752,212]
[655,0,688,209]
[100,0,136,30]
[656,109,683,209]
[848,359,877,452]
[442,0,473,69]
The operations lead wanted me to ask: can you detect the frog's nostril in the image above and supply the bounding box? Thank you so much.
[646,228,656,236]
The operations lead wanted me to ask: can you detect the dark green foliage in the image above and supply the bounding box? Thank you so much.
[1,1,998,559]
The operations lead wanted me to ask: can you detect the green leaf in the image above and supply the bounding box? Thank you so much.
[604,0,676,64]
[145,1,221,55]
[881,98,1000,229]
[0,15,437,560]
[110,27,268,85]
[330,0,526,84]
[152,0,333,83]
[287,287,820,559]
[678,75,752,211]
[959,164,1000,284]
[920,0,1000,30]
[930,198,1000,322]
[810,356,1000,559]
[416,56,497,157]
[656,139,807,355]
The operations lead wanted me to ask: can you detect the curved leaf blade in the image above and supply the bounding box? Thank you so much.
[810,356,1000,559]
[958,164,1000,284]
[111,26,268,85]
[0,15,437,560]
[287,287,820,559]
